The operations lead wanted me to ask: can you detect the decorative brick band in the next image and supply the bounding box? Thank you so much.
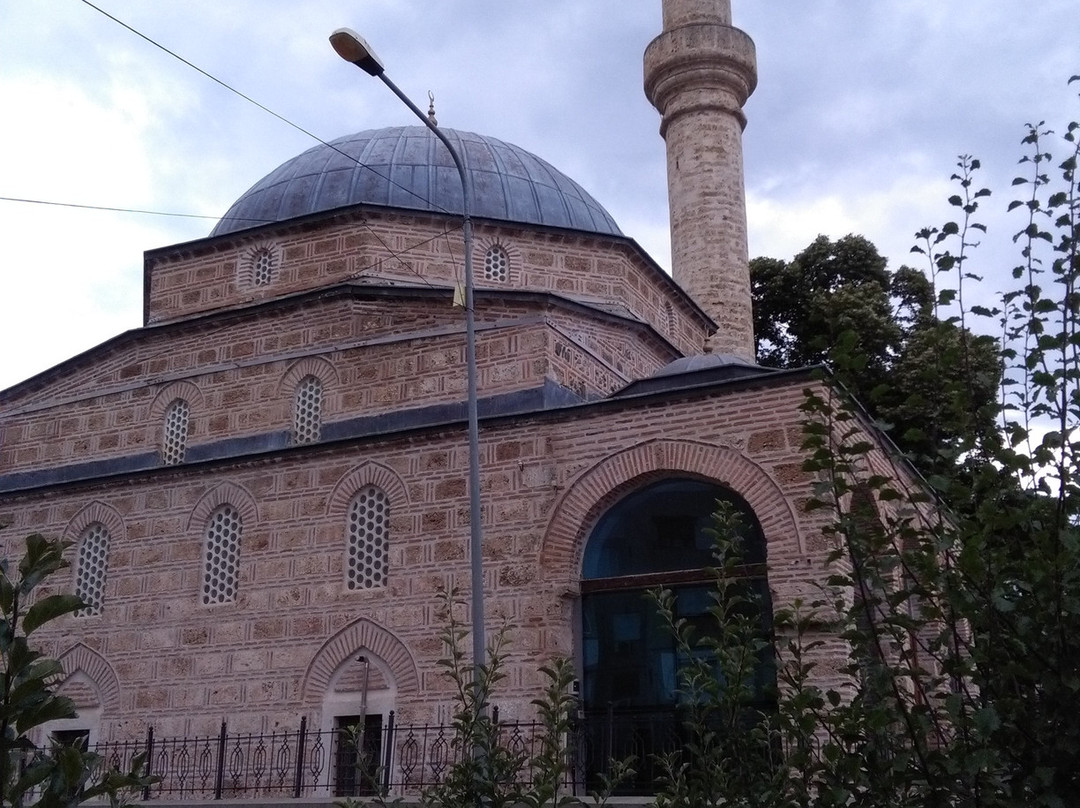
[300,618,419,703]
[279,356,339,396]
[186,481,259,530]
[149,380,204,420]
[62,501,126,546]
[326,461,410,515]
[539,438,804,577]
[57,642,121,713]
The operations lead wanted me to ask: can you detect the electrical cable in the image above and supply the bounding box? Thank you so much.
[0,196,270,225]
[77,0,458,218]
[71,0,468,290]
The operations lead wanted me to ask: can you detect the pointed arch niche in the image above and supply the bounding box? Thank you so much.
[39,643,122,746]
[301,618,419,794]
[63,502,125,618]
[302,617,419,724]
[328,462,409,592]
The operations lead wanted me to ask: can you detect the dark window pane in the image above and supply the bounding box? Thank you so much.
[334,714,383,797]
[51,729,89,749]
[579,477,773,794]
[583,479,763,579]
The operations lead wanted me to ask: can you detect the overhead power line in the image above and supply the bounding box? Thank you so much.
[0,196,266,224]
[77,0,454,217]
[70,0,465,289]
[78,0,325,148]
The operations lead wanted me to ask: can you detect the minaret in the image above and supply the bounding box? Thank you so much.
[644,0,757,359]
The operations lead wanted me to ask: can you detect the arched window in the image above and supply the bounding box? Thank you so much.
[346,486,389,590]
[580,478,773,789]
[483,245,509,282]
[162,398,190,465]
[250,245,277,286]
[202,505,242,604]
[294,375,323,444]
[74,523,110,617]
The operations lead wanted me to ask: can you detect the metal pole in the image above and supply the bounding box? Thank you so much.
[293,716,307,798]
[358,655,371,724]
[375,73,485,683]
[382,710,395,793]
[214,721,227,800]
[143,726,155,802]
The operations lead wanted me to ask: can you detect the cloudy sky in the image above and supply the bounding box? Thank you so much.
[1,1,1075,391]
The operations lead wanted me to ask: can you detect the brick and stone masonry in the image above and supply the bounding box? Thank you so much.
[0,0,926,771]
[645,0,758,359]
[2,363,863,738]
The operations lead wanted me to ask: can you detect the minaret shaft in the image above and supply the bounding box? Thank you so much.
[644,0,757,358]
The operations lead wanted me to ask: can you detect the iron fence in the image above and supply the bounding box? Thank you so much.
[85,707,778,800]
[93,709,588,800]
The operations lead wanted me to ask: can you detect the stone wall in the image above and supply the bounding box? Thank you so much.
[145,211,710,356]
[0,373,854,741]
[0,297,673,477]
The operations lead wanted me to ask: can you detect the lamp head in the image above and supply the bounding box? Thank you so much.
[330,28,385,76]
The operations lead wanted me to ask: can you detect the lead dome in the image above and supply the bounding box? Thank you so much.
[211,126,622,237]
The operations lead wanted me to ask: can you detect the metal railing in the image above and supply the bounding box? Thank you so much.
[87,707,776,800]
[94,709,584,800]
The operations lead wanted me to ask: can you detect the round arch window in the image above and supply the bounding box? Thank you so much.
[579,478,773,788]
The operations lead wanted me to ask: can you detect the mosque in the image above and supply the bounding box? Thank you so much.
[0,0,911,798]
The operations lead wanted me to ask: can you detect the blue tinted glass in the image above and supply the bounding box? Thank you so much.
[582,479,763,579]
[580,588,680,708]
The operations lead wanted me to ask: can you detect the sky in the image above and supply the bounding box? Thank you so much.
[1,1,1076,391]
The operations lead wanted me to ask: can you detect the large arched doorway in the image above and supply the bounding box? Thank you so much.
[579,477,772,790]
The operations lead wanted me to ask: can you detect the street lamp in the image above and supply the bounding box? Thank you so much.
[330,28,486,683]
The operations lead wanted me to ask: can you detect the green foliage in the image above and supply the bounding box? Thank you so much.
[1,534,155,808]
[425,588,631,808]
[423,587,525,808]
[788,92,1080,805]
[521,657,577,808]
[649,505,784,808]
[751,234,897,381]
[668,80,1080,807]
[332,721,404,808]
[750,233,1002,480]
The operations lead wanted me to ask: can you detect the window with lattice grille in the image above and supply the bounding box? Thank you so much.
[484,245,509,282]
[75,523,110,617]
[252,246,276,285]
[162,399,190,465]
[347,486,389,590]
[202,505,242,604]
[294,376,322,444]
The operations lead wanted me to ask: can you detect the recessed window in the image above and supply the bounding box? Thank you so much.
[483,245,509,283]
[347,486,389,590]
[162,399,190,465]
[250,245,277,286]
[75,523,110,617]
[52,729,90,749]
[202,505,242,605]
[294,375,323,444]
[579,478,773,792]
[334,714,383,797]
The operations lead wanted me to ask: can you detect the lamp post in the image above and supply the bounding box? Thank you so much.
[330,28,486,684]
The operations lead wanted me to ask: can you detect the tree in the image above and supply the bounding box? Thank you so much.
[653,83,1080,807]
[1,533,153,808]
[750,235,1001,479]
[751,234,896,380]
